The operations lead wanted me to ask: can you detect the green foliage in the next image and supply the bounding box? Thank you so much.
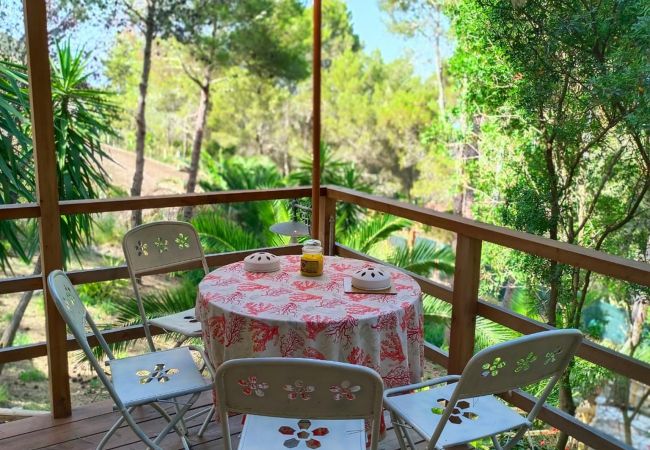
[176,0,309,81]
[0,384,8,406]
[114,280,198,327]
[388,239,454,277]
[290,143,371,231]
[0,60,34,269]
[0,42,117,270]
[18,368,47,382]
[422,295,520,352]
[13,331,30,346]
[192,211,264,254]
[77,279,128,315]
[339,214,411,254]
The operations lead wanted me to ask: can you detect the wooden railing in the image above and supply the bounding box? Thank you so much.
[322,186,650,450]
[1,185,649,449]
[0,186,312,419]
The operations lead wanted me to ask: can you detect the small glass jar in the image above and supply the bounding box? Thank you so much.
[300,239,323,277]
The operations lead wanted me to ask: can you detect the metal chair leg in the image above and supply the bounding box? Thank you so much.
[197,406,215,437]
[151,402,186,438]
[97,408,132,450]
[153,393,200,446]
[389,410,410,450]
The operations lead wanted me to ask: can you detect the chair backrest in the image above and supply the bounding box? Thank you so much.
[216,357,384,450]
[122,221,209,351]
[122,221,208,276]
[47,271,123,407]
[430,329,582,447]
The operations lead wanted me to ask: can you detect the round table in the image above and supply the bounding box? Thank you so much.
[196,255,424,388]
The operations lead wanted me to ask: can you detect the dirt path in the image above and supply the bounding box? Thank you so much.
[103,145,186,195]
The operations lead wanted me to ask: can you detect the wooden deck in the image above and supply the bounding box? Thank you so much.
[0,391,425,450]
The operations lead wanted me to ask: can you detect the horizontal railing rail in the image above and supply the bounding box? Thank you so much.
[0,245,302,365]
[327,186,650,287]
[0,203,40,220]
[58,186,315,215]
[0,187,313,221]
[0,245,302,295]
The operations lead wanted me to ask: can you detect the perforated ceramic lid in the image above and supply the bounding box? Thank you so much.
[244,252,281,273]
[350,265,391,290]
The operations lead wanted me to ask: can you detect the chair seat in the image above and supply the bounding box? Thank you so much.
[238,414,367,450]
[108,347,212,407]
[149,308,202,336]
[385,382,528,448]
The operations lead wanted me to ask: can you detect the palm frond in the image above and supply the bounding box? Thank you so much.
[113,281,198,326]
[340,214,411,254]
[422,295,452,323]
[473,317,521,351]
[388,239,455,277]
[510,288,541,320]
[192,210,264,253]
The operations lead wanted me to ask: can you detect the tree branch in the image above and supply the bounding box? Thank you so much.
[574,145,626,236]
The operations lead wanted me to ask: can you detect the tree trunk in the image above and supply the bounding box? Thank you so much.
[544,140,561,326]
[129,0,156,228]
[0,256,41,375]
[182,70,212,221]
[454,114,479,218]
[501,277,515,309]
[433,7,445,117]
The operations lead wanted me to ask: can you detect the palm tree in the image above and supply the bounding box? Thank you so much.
[0,43,117,367]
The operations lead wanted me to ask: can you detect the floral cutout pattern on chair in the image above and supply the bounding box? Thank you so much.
[238,376,269,397]
[284,380,316,400]
[136,363,180,384]
[175,232,190,249]
[154,237,169,253]
[481,356,506,377]
[544,347,563,365]
[515,352,537,372]
[279,419,330,449]
[135,240,148,256]
[329,380,361,400]
[431,398,479,425]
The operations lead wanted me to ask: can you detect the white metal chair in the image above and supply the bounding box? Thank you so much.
[384,329,583,450]
[123,221,216,436]
[47,270,215,450]
[216,357,384,450]
[122,221,210,351]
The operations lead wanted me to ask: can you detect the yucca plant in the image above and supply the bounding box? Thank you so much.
[0,42,118,364]
[0,60,34,270]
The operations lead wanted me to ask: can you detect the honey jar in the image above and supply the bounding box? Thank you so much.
[300,239,323,277]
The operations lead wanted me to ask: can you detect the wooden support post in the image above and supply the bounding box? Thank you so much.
[23,0,71,417]
[319,195,336,255]
[311,0,322,238]
[448,235,482,375]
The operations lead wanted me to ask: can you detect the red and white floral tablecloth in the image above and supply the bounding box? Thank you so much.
[196,255,424,389]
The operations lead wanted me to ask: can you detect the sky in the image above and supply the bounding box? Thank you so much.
[345,0,438,78]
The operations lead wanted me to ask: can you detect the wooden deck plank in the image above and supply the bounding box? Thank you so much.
[0,400,117,440]
[0,394,427,450]
[0,393,212,449]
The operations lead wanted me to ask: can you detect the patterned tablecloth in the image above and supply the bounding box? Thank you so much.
[196,255,424,388]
